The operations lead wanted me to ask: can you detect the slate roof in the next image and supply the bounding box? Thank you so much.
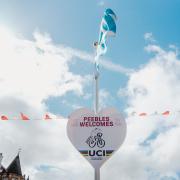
[6,154,22,176]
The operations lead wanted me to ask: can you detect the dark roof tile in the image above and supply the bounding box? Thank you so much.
[7,154,22,176]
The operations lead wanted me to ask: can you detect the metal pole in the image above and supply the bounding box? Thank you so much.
[94,52,100,180]
[95,168,100,180]
[94,73,99,114]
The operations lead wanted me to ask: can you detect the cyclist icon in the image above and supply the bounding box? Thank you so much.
[86,128,105,148]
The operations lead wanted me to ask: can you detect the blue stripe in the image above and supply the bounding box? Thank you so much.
[103,14,116,34]
[105,8,117,21]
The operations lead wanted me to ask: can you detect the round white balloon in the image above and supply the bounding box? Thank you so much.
[67,107,127,169]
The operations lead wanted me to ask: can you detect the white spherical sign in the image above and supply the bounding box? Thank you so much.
[67,107,127,169]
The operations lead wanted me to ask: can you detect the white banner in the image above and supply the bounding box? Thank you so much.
[67,107,127,169]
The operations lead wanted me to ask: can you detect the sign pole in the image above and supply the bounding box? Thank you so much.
[94,73,99,114]
[95,168,100,180]
[94,57,100,180]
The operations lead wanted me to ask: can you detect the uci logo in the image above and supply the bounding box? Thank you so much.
[88,150,114,157]
[89,150,106,157]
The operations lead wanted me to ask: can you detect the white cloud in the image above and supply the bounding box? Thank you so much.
[1,26,180,180]
[0,120,94,180]
[100,58,134,75]
[61,46,133,75]
[117,42,180,179]
[0,25,130,180]
[99,89,114,109]
[0,26,89,115]
[97,0,105,6]
[144,33,156,43]
[0,25,92,179]
[127,44,180,114]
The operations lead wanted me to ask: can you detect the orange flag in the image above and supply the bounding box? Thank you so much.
[44,114,52,120]
[139,113,147,116]
[162,111,170,115]
[20,113,29,120]
[1,115,8,120]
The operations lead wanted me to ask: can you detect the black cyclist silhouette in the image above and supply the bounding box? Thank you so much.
[86,128,105,148]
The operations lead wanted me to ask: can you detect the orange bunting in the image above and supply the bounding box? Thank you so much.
[1,115,8,120]
[162,111,170,115]
[44,114,51,120]
[139,113,147,116]
[0,110,175,121]
[20,113,29,120]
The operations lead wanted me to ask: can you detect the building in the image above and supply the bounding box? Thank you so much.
[0,153,29,180]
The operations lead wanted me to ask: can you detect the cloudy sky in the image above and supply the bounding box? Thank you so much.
[0,0,180,179]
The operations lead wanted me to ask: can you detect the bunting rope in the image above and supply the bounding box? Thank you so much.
[128,110,174,117]
[0,110,178,121]
[0,113,64,121]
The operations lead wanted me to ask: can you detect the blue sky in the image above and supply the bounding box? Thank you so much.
[0,1,180,180]
[0,0,179,94]
[1,0,179,117]
[1,0,179,54]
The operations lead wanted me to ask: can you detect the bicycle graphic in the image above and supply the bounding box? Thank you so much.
[86,128,105,148]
